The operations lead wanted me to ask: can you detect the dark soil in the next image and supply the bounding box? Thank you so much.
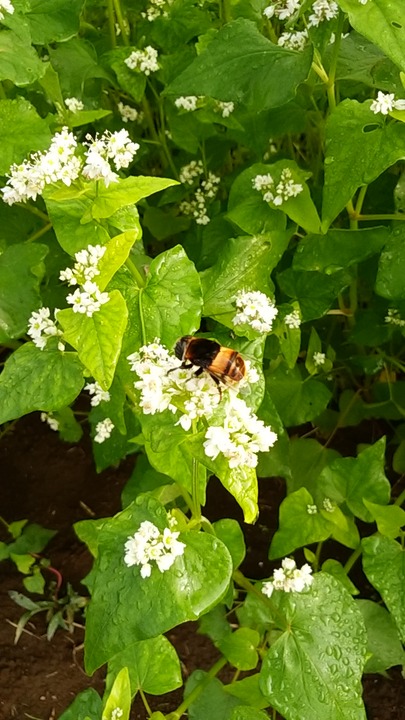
[0,415,404,720]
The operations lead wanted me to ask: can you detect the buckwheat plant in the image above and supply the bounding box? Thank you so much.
[1,0,405,718]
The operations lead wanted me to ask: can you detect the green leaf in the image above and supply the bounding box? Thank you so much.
[322,99,405,228]
[23,569,46,594]
[356,599,405,674]
[318,438,391,522]
[224,675,269,711]
[277,267,352,321]
[44,191,110,255]
[201,235,284,334]
[0,29,46,86]
[102,667,131,720]
[90,176,179,220]
[23,0,84,44]
[294,226,389,273]
[336,0,405,72]
[8,519,29,539]
[166,19,312,111]
[363,500,405,539]
[375,226,405,300]
[227,165,287,235]
[8,523,56,555]
[107,636,182,696]
[212,519,246,570]
[185,670,242,720]
[322,559,359,595]
[121,455,175,509]
[0,344,84,424]
[58,688,102,720]
[97,229,141,291]
[264,363,332,426]
[362,535,405,643]
[0,98,52,174]
[53,406,83,443]
[287,437,340,496]
[48,38,111,98]
[11,553,35,574]
[0,243,48,342]
[58,290,128,390]
[91,406,140,474]
[84,497,232,673]
[259,574,367,720]
[220,627,260,671]
[123,244,202,350]
[269,487,332,558]
[230,709,269,720]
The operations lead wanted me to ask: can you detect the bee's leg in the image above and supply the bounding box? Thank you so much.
[194,367,204,377]
[209,373,222,400]
[168,361,194,375]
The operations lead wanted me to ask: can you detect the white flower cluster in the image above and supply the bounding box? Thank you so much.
[262,558,313,597]
[307,503,318,514]
[370,92,405,116]
[175,96,199,112]
[60,244,106,286]
[65,97,84,113]
[179,160,204,185]
[385,308,405,328]
[85,381,111,406]
[0,0,14,21]
[27,307,64,351]
[179,172,220,225]
[216,100,234,118]
[117,102,143,123]
[128,340,276,469]
[313,351,326,366]
[252,168,303,206]
[233,290,278,334]
[204,396,277,469]
[94,417,114,443]
[284,309,301,329]
[322,497,334,512]
[124,520,186,578]
[2,128,80,205]
[82,129,139,186]
[124,46,159,75]
[111,709,123,720]
[40,412,59,432]
[263,0,300,20]
[66,281,109,317]
[308,0,339,26]
[2,128,140,205]
[278,30,308,51]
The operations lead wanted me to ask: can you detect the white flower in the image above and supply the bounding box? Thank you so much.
[263,0,300,20]
[179,172,220,225]
[385,308,405,327]
[117,102,142,123]
[313,351,326,367]
[308,0,339,26]
[262,558,313,597]
[233,289,278,334]
[65,97,84,113]
[66,281,110,317]
[253,169,302,206]
[175,96,199,112]
[124,520,185,578]
[60,243,106,287]
[94,418,114,443]
[216,100,234,118]
[370,92,405,116]
[179,160,204,185]
[322,497,334,512]
[40,412,59,431]
[124,46,159,75]
[27,307,63,350]
[85,381,111,406]
[307,504,318,514]
[284,309,301,329]
[0,0,14,21]
[111,709,124,720]
[278,30,308,51]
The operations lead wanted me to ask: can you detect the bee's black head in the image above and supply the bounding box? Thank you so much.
[174,336,192,361]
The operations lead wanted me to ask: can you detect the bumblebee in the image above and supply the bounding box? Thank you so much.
[174,336,246,393]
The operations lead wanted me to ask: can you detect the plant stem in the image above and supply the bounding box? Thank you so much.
[27,223,53,243]
[232,569,286,628]
[16,203,49,222]
[394,487,405,507]
[112,0,129,45]
[169,656,227,719]
[106,0,116,48]
[139,688,152,716]
[326,10,344,111]
[314,541,323,571]
[355,185,368,215]
[343,544,362,574]
[357,213,405,221]
[125,257,146,288]
[191,419,202,521]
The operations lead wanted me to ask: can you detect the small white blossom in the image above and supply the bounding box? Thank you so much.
[40,412,59,432]
[125,46,159,75]
[0,0,14,21]
[124,519,185,577]
[313,351,326,367]
[308,0,339,26]
[82,129,139,183]
[322,497,335,512]
[60,244,106,286]
[85,381,111,406]
[179,160,204,185]
[65,97,84,113]
[94,418,114,443]
[262,558,313,597]
[253,168,303,206]
[278,30,308,51]
[175,96,199,112]
[263,0,300,20]
[233,289,278,334]
[117,102,142,123]
[216,100,234,118]
[179,172,220,225]
[385,308,405,327]
[66,281,110,317]
[370,92,405,116]
[284,309,301,329]
[307,504,318,514]
[111,709,123,720]
[27,307,63,350]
